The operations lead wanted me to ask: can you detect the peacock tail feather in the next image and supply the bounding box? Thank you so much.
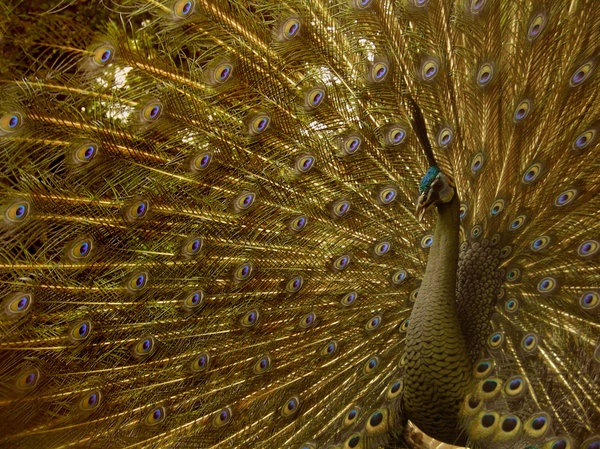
[0,1,598,448]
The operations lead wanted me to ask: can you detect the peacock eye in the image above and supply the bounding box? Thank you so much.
[421,59,439,81]
[363,356,379,374]
[387,380,403,399]
[470,152,485,173]
[288,215,308,232]
[527,12,547,40]
[68,238,94,261]
[579,291,599,310]
[504,298,519,313]
[367,410,385,430]
[79,390,102,411]
[353,0,373,9]
[295,154,315,173]
[537,276,557,293]
[320,341,337,356]
[69,320,92,342]
[513,99,531,122]
[190,353,210,372]
[470,0,487,13]
[241,309,259,327]
[437,126,453,146]
[134,336,155,356]
[15,368,40,390]
[281,396,300,417]
[213,62,233,83]
[124,199,149,221]
[391,269,407,285]
[488,331,504,349]
[304,87,325,109]
[340,134,362,155]
[234,262,254,281]
[572,128,596,151]
[141,101,163,122]
[530,235,550,251]
[4,200,30,223]
[578,240,598,258]
[331,199,350,217]
[182,236,203,256]
[420,235,433,248]
[190,151,212,171]
[91,44,115,66]
[183,290,204,310]
[471,224,482,238]
[509,215,526,231]
[286,275,304,293]
[234,192,256,211]
[373,241,391,256]
[385,125,406,146]
[332,254,350,271]
[340,291,357,306]
[248,113,270,135]
[569,60,594,87]
[490,199,504,216]
[1,111,24,133]
[214,407,232,427]
[379,186,397,204]
[281,18,301,39]
[144,406,166,426]
[299,312,316,328]
[73,143,98,164]
[522,162,543,184]
[126,271,148,292]
[365,315,381,331]
[173,0,194,18]
[343,407,360,426]
[370,61,389,82]
[4,292,33,317]
[253,354,271,373]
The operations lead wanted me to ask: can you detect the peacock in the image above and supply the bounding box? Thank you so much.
[0,0,598,448]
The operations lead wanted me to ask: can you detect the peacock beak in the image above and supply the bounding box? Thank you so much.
[416,192,431,222]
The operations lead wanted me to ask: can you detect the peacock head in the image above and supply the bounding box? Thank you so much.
[416,166,455,221]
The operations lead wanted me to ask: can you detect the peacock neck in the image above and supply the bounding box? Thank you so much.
[402,193,472,445]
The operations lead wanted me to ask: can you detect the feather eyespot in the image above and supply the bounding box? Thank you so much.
[4,200,30,223]
[3,292,33,318]
[210,62,233,84]
[363,356,379,374]
[378,186,397,204]
[91,44,115,66]
[144,407,166,426]
[471,224,482,238]
[410,289,419,302]
[15,368,40,390]
[79,390,102,411]
[476,62,494,86]
[546,437,573,449]
[286,275,304,293]
[572,128,597,151]
[527,12,547,41]
[289,215,308,232]
[241,309,259,327]
[420,234,433,248]
[578,240,599,258]
[294,154,315,173]
[181,236,203,257]
[459,203,468,219]
[569,60,595,87]
[367,410,386,432]
[173,0,194,18]
[253,355,271,373]
[504,298,519,313]
[521,333,538,351]
[488,331,504,349]
[554,188,578,206]
[126,271,148,293]
[437,126,453,147]
[280,18,301,40]
[421,58,439,81]
[479,378,501,399]
[304,87,325,109]
[504,375,527,397]
[490,199,505,216]
[341,291,357,306]
[214,407,232,427]
[399,318,410,332]
[331,199,350,218]
[530,236,550,251]
[490,233,501,246]
[524,412,550,437]
[384,125,407,146]
[332,254,350,271]
[321,341,337,356]
[248,113,270,135]
[369,61,389,82]
[133,336,155,357]
[72,142,98,165]
[474,360,494,378]
[343,407,360,426]
[234,191,256,211]
[413,0,429,6]
[190,151,212,171]
[373,241,391,256]
[471,152,485,173]
[387,380,403,399]
[300,312,316,328]
[345,434,361,448]
[353,0,373,9]
[365,315,381,331]
[581,437,600,449]
[391,269,407,285]
[141,100,163,122]
[509,215,526,231]
[497,415,521,436]
[579,291,599,311]
[124,199,149,222]
[522,162,543,184]
[281,397,300,417]
[340,134,362,155]
[506,268,520,282]
[537,276,557,293]
[500,245,512,258]
[69,320,92,342]
[513,99,531,122]
[470,0,487,13]
[190,353,210,372]
[67,237,94,261]
[183,290,204,311]
[0,111,23,133]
